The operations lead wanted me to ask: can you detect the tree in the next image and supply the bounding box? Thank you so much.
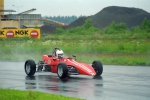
[141,18,150,32]
[104,21,127,34]
[56,27,64,34]
[83,18,93,29]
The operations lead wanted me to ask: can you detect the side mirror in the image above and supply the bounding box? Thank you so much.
[72,54,76,61]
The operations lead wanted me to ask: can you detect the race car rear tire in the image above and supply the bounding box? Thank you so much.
[57,62,68,79]
[24,59,36,76]
[92,60,103,76]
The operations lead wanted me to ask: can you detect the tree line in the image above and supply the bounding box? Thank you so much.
[43,15,86,24]
[55,18,150,34]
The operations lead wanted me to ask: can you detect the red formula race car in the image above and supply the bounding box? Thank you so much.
[24,48,103,79]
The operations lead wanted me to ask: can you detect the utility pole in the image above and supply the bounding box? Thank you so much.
[12,5,23,14]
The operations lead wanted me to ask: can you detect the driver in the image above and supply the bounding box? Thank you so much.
[55,49,64,58]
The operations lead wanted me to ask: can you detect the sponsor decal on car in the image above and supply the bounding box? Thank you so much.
[68,59,93,73]
[48,60,51,65]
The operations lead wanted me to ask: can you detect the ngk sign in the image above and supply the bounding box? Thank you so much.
[0,29,40,39]
[30,30,39,38]
[6,30,14,38]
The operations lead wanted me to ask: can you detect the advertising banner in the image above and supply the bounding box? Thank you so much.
[0,29,40,39]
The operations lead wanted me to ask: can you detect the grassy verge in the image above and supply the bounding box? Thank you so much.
[0,33,150,66]
[0,88,83,100]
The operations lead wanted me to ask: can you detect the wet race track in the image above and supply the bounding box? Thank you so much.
[0,61,150,100]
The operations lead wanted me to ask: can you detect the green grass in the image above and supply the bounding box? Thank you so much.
[0,88,83,100]
[0,32,150,66]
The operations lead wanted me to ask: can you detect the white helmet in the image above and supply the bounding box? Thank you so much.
[56,50,64,58]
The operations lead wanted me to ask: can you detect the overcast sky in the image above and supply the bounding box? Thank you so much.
[4,0,150,17]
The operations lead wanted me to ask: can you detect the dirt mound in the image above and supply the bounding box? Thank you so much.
[69,6,150,29]
[68,16,90,28]
[41,6,150,33]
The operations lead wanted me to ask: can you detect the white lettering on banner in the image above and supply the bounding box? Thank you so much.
[31,32,37,35]
[7,33,14,35]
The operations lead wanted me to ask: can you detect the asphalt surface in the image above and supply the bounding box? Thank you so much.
[0,61,150,100]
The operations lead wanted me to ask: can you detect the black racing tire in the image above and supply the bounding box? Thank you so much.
[24,59,36,76]
[57,62,68,79]
[92,60,103,76]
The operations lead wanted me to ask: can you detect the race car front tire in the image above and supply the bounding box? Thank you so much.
[57,62,68,79]
[24,59,36,76]
[92,60,103,76]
